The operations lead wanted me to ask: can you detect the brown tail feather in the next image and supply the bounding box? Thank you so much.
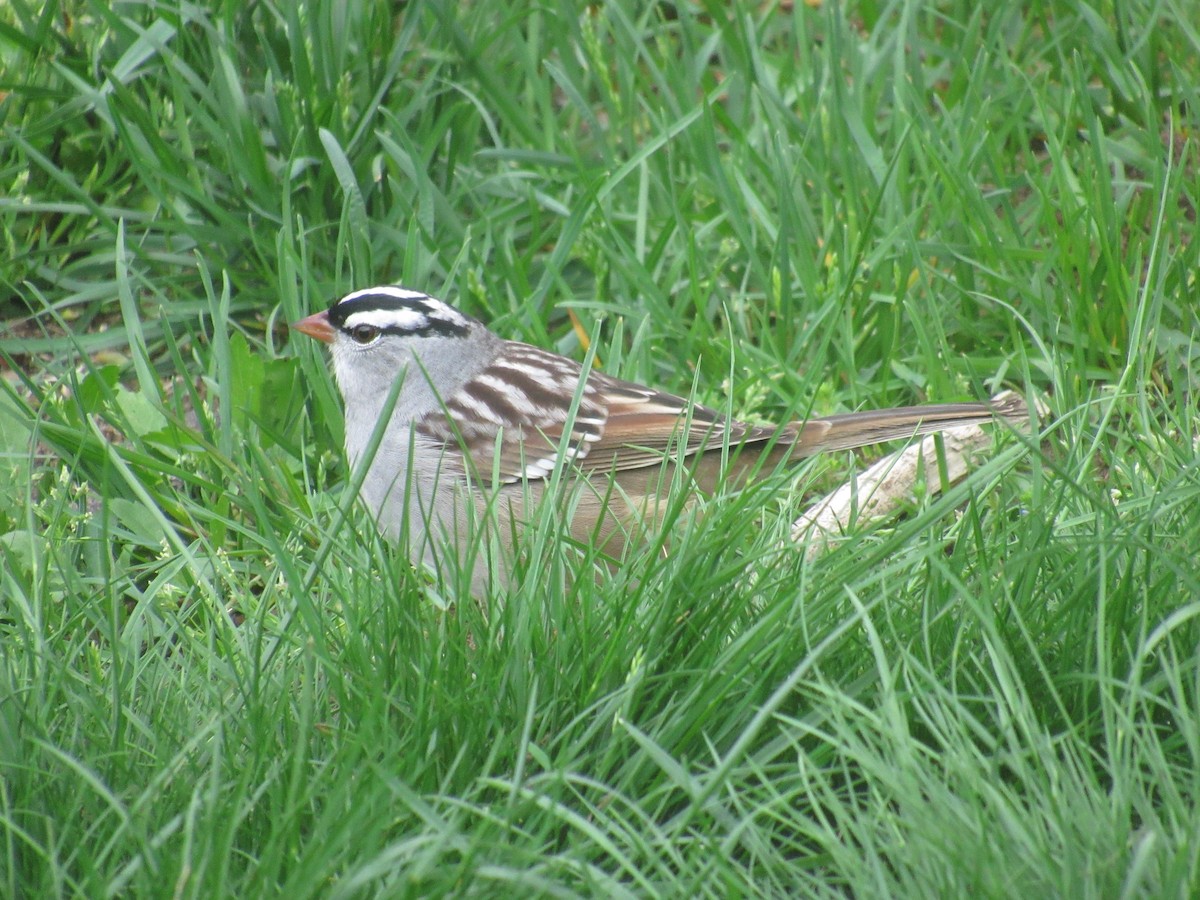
[786,394,1027,459]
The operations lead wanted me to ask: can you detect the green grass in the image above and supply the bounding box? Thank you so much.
[2,0,1199,895]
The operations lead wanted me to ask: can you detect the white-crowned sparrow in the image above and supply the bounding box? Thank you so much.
[293,286,1024,593]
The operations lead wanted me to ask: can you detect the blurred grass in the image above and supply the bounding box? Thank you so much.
[2,0,1199,895]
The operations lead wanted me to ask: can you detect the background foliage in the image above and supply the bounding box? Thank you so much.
[2,0,1198,895]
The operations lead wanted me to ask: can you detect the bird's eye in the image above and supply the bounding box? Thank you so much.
[349,324,380,344]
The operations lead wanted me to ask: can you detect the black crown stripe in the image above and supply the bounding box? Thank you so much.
[328,292,470,338]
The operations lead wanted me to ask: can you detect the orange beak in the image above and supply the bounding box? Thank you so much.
[291,310,336,344]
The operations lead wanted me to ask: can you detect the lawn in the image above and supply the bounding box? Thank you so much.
[2,0,1198,896]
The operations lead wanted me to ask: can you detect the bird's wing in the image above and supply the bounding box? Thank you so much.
[573,378,776,473]
[414,341,772,484]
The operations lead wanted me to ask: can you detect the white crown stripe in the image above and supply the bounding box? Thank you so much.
[343,308,430,331]
[333,287,473,334]
[341,286,431,304]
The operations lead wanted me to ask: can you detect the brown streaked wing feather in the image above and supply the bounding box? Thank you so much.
[415,342,611,483]
[565,375,777,474]
[413,342,770,483]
